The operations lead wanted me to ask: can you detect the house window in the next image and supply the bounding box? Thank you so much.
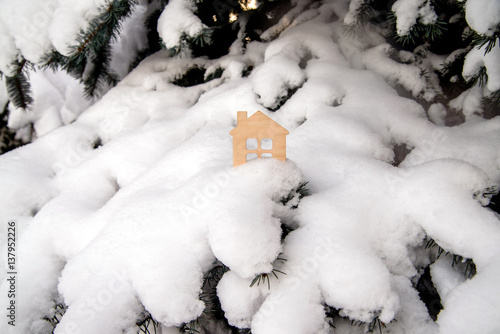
[246,153,258,161]
[261,138,273,150]
[246,138,258,150]
[261,153,273,158]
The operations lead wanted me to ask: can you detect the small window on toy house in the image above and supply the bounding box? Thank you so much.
[261,138,273,150]
[246,138,258,150]
[261,153,273,158]
[246,153,258,161]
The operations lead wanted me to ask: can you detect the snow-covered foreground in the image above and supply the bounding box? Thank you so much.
[1,2,500,334]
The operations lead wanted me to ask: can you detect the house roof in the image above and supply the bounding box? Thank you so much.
[230,111,289,136]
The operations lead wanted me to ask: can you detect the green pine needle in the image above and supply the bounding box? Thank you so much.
[368,317,386,334]
[137,312,160,334]
[467,66,489,88]
[54,0,138,97]
[472,33,499,55]
[250,269,286,290]
[180,319,202,334]
[5,59,34,110]
[481,90,500,117]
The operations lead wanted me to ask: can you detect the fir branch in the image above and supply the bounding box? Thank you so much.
[204,262,229,287]
[354,0,376,25]
[39,51,70,72]
[180,319,202,334]
[192,28,213,48]
[43,303,67,328]
[0,101,25,154]
[62,0,137,97]
[250,269,286,289]
[172,65,207,87]
[250,257,287,290]
[42,299,67,332]
[5,59,34,110]
[467,66,488,88]
[423,19,447,40]
[280,181,309,208]
[481,89,500,118]
[69,0,137,58]
[168,36,192,57]
[82,44,118,98]
[168,29,214,58]
[205,67,224,82]
[425,238,477,278]
[129,8,164,71]
[368,317,386,334]
[136,312,160,334]
[324,305,339,328]
[394,18,448,45]
[471,25,500,55]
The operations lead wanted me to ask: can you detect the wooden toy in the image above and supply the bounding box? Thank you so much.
[230,111,289,167]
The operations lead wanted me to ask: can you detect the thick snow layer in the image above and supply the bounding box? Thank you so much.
[0,79,7,108]
[1,2,500,334]
[157,0,207,49]
[50,0,111,56]
[344,0,366,26]
[465,0,500,36]
[362,44,433,100]
[0,0,109,64]
[110,2,150,79]
[392,0,437,36]
[7,70,91,137]
[0,0,57,65]
[0,0,139,70]
[0,19,18,75]
[463,44,500,92]
[430,256,466,301]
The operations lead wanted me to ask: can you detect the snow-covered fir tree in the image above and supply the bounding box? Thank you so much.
[0,0,499,333]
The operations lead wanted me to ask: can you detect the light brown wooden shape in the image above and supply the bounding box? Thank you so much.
[229,111,289,167]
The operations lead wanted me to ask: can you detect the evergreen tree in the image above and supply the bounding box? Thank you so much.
[344,0,499,123]
[0,1,499,332]
[1,0,498,145]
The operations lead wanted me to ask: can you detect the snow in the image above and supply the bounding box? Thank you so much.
[50,0,110,56]
[157,0,207,50]
[463,44,500,92]
[344,0,366,26]
[0,79,7,108]
[362,43,431,100]
[0,0,57,65]
[430,257,466,301]
[217,270,265,328]
[110,2,150,79]
[392,0,437,36]
[465,0,500,36]
[428,103,447,126]
[438,257,500,334]
[0,0,109,64]
[7,70,91,137]
[0,1,500,334]
[448,85,483,120]
[0,0,141,71]
[0,19,18,75]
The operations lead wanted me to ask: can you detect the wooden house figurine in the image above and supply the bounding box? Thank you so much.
[230,111,289,167]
